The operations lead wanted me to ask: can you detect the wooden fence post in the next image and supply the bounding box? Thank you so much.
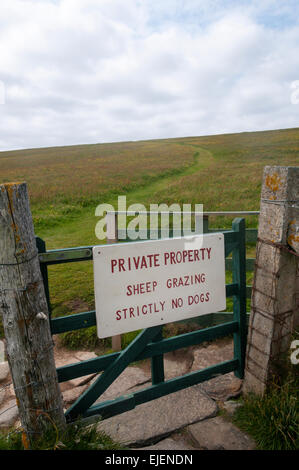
[243,166,299,395]
[0,183,66,444]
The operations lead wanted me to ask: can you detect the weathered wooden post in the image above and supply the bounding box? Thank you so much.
[0,182,66,445]
[243,166,299,395]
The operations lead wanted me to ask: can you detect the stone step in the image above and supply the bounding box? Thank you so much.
[191,340,242,401]
[137,436,195,451]
[97,384,218,447]
[186,416,256,450]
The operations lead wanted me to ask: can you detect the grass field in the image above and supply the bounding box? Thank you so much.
[0,127,298,347]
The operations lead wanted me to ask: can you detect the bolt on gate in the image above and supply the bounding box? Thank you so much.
[36,215,250,423]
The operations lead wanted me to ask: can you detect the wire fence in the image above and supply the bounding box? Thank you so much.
[0,377,62,443]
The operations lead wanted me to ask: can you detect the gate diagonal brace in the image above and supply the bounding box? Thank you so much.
[65,325,162,422]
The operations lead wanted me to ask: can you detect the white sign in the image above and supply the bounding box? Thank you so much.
[93,233,226,338]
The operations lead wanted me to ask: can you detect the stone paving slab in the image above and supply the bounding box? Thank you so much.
[0,362,9,383]
[191,341,242,400]
[54,349,99,389]
[97,384,218,447]
[97,367,151,403]
[187,416,256,450]
[163,350,193,381]
[0,399,18,429]
[137,437,195,451]
[63,367,151,408]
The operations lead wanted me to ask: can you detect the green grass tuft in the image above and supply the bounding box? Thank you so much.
[0,419,126,451]
[233,368,299,450]
[59,326,105,350]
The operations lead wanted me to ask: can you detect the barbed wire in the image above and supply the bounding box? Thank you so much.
[256,237,299,258]
[0,251,39,267]
[6,424,23,438]
[260,199,299,212]
[0,359,63,428]
[0,339,54,364]
[0,402,17,417]
[0,381,12,392]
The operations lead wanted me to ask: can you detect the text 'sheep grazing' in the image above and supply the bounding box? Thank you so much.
[110,247,212,322]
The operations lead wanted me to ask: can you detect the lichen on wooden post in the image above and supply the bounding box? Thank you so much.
[0,182,66,445]
[243,166,299,395]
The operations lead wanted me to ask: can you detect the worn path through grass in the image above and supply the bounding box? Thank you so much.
[37,145,215,329]
[38,145,214,250]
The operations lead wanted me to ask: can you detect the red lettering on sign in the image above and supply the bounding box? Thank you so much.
[164,248,212,266]
[115,300,166,321]
[126,281,158,296]
[171,297,183,309]
[116,310,121,320]
[111,259,117,273]
[166,273,206,288]
[188,292,210,305]
[111,248,213,274]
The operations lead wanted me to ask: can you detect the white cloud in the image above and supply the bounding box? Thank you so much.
[0,0,299,150]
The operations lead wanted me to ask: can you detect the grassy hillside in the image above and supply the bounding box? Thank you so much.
[0,140,196,204]
[1,127,298,236]
[0,127,298,347]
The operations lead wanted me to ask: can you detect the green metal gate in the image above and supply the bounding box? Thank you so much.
[36,217,247,423]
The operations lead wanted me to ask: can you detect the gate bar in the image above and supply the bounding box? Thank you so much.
[232,218,247,379]
[65,325,162,421]
[82,358,239,421]
[57,320,239,383]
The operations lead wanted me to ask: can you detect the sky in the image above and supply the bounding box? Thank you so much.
[0,0,299,151]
